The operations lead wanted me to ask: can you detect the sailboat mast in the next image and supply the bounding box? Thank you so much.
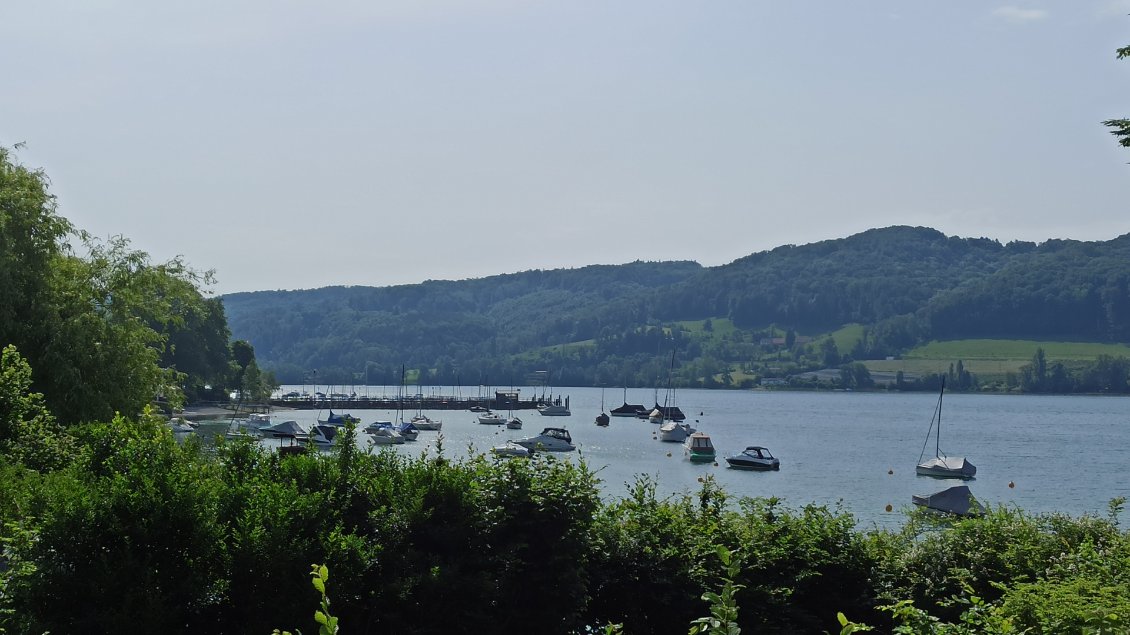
[937,376,945,457]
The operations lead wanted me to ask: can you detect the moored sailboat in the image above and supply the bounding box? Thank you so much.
[915,377,976,479]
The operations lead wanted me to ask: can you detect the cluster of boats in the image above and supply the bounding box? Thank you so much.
[224,409,445,447]
[208,375,982,516]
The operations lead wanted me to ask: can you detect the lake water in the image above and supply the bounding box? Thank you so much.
[197,386,1130,531]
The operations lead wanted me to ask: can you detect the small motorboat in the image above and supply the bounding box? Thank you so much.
[513,427,576,452]
[725,446,780,471]
[537,399,571,416]
[491,441,531,458]
[366,424,406,445]
[684,432,716,463]
[245,412,273,429]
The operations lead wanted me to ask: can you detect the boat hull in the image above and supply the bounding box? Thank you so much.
[658,422,694,442]
[687,451,716,463]
[537,406,571,416]
[916,456,976,479]
[725,458,780,470]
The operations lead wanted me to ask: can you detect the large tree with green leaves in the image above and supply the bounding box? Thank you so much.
[0,145,72,366]
[0,146,248,423]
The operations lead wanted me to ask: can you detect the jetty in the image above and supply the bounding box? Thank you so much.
[266,390,555,411]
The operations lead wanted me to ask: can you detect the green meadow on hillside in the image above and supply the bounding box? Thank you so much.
[864,339,1130,380]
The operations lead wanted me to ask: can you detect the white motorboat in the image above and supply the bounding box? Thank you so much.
[477,411,506,425]
[537,400,571,416]
[491,441,531,458]
[658,421,695,442]
[916,377,976,479]
[513,427,576,452]
[246,412,273,429]
[366,420,418,441]
[725,446,780,471]
[367,426,405,445]
[684,432,716,463]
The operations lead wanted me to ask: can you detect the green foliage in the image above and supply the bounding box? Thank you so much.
[0,345,76,471]
[876,504,1130,634]
[272,564,339,635]
[689,545,745,635]
[0,146,72,364]
[2,413,229,632]
[1103,41,1130,149]
[0,146,264,423]
[588,476,717,633]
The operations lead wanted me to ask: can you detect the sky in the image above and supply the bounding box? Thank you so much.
[3,1,1129,295]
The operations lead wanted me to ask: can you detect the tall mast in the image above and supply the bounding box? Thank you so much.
[937,376,946,457]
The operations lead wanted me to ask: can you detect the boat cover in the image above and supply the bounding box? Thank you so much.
[262,420,305,437]
[912,485,985,517]
[917,456,977,478]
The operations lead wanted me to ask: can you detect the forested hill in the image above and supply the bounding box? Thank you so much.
[221,226,1130,386]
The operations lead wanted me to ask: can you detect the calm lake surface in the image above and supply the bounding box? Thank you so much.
[199,386,1130,531]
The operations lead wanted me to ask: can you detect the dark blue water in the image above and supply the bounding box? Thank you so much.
[200,386,1130,531]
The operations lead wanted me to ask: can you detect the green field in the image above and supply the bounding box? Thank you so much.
[675,317,740,338]
[864,339,1130,378]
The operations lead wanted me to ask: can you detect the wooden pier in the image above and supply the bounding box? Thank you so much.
[268,390,556,411]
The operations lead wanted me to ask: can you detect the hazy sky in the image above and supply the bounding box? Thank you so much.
[4,1,1129,294]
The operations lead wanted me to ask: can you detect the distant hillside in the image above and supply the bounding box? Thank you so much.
[222,260,703,385]
[222,226,1130,389]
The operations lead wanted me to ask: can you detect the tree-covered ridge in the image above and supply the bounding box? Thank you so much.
[678,226,1016,329]
[223,225,1130,390]
[923,234,1130,341]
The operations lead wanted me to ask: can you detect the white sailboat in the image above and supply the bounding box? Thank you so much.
[916,377,976,479]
